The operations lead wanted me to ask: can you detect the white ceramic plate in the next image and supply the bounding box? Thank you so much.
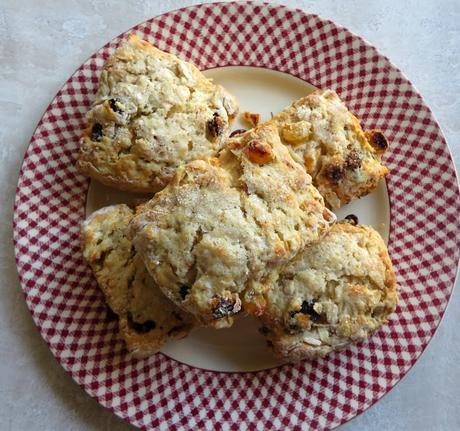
[14,3,459,430]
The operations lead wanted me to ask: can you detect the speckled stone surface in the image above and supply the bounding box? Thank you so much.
[1,0,459,430]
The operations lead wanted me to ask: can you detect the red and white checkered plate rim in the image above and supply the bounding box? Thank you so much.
[12,2,460,430]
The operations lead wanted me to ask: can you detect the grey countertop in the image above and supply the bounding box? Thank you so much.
[1,0,459,429]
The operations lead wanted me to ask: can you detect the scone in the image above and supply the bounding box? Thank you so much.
[258,221,397,362]
[77,34,238,193]
[268,90,389,209]
[81,204,196,357]
[129,124,336,328]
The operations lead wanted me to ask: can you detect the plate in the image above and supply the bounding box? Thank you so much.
[13,2,460,429]
[86,65,391,373]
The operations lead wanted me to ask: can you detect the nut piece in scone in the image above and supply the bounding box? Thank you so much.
[77,34,239,193]
[81,204,196,358]
[268,90,389,209]
[242,111,261,128]
[129,124,335,328]
[258,222,397,362]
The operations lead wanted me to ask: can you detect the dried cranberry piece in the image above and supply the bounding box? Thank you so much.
[344,214,359,225]
[207,113,225,139]
[229,129,247,138]
[90,123,103,142]
[109,98,123,113]
[299,299,321,322]
[128,313,156,333]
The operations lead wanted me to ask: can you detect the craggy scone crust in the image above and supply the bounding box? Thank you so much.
[268,90,389,209]
[129,124,335,328]
[259,222,397,362]
[81,204,195,358]
[77,34,238,193]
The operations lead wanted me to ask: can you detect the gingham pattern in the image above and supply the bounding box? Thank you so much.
[13,2,460,430]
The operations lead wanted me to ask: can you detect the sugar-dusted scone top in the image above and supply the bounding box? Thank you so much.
[258,221,397,362]
[77,34,238,193]
[268,90,388,209]
[81,204,196,358]
[129,124,335,328]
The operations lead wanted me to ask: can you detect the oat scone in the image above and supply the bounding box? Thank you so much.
[77,34,238,193]
[81,204,196,357]
[268,90,389,209]
[129,124,335,328]
[258,221,397,362]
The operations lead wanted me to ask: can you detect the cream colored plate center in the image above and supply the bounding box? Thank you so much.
[86,66,390,372]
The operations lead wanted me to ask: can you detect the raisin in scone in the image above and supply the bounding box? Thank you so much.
[81,204,196,357]
[77,34,238,193]
[129,124,335,328]
[268,90,388,209]
[258,221,397,362]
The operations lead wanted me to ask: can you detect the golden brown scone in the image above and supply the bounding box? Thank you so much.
[258,221,397,362]
[129,124,335,328]
[81,204,196,358]
[268,90,389,209]
[77,34,238,193]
